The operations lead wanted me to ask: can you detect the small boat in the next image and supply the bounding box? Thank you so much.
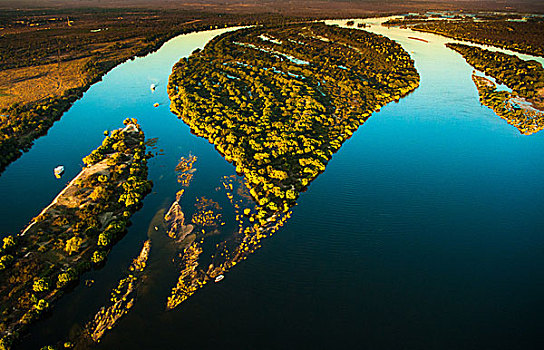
[215,275,224,283]
[150,84,156,91]
[153,103,159,107]
[54,165,64,178]
[408,36,429,43]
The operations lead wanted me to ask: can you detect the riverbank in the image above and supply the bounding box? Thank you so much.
[412,19,544,58]
[0,9,305,174]
[471,73,544,135]
[0,119,152,349]
[446,42,544,135]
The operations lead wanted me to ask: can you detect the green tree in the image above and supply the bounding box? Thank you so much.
[33,278,50,292]
[64,237,83,255]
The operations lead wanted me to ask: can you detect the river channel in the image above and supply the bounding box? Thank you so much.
[2,18,543,349]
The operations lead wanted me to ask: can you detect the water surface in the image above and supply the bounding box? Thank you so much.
[2,19,543,350]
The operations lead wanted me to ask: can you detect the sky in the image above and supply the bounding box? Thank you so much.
[0,0,542,14]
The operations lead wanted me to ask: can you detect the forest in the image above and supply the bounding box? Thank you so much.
[447,43,544,109]
[168,22,419,220]
[0,119,152,350]
[447,43,544,135]
[470,73,544,135]
[413,19,544,57]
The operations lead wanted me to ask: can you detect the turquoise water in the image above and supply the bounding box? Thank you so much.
[3,20,544,349]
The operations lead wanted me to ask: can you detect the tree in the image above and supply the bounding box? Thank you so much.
[64,237,83,255]
[33,278,50,292]
[2,235,16,250]
[57,269,76,288]
[92,250,106,264]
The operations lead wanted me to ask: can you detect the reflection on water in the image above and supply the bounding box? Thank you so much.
[4,18,544,350]
[164,155,292,311]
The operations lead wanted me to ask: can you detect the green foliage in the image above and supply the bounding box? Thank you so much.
[33,278,50,293]
[91,250,107,264]
[97,232,112,247]
[0,335,13,350]
[448,43,544,135]
[470,74,544,135]
[447,43,544,100]
[82,150,104,167]
[2,235,16,251]
[40,346,56,350]
[119,176,152,207]
[57,268,77,289]
[89,186,108,202]
[64,236,83,255]
[414,19,544,57]
[34,299,49,312]
[0,254,13,270]
[168,23,419,214]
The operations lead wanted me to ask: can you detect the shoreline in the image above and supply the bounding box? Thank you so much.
[0,120,152,349]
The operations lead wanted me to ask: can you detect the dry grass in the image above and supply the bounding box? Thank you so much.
[0,58,89,110]
[0,37,143,111]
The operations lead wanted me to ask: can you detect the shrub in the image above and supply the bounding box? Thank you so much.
[33,278,50,292]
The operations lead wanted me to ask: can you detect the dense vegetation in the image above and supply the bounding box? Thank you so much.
[447,43,544,109]
[0,9,298,72]
[168,22,419,218]
[0,119,152,350]
[164,23,420,310]
[470,74,544,135]
[413,19,544,57]
[446,43,544,135]
[0,9,305,174]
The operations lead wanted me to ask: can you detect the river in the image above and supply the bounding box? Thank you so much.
[2,18,543,349]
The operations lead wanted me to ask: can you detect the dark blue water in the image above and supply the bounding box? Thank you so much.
[3,20,543,349]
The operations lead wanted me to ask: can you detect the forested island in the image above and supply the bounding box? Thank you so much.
[164,22,419,308]
[168,22,419,217]
[0,119,152,349]
[447,43,544,135]
[413,19,544,57]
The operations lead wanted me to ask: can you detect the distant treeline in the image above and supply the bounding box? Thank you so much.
[0,9,303,71]
[446,43,544,103]
[413,19,544,57]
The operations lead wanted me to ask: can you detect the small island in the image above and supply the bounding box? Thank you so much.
[413,18,544,57]
[0,119,152,349]
[447,43,544,135]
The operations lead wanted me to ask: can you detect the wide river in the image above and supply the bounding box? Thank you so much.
[2,17,543,349]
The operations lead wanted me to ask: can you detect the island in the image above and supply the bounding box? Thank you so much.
[165,22,420,309]
[447,43,544,135]
[0,119,152,349]
[413,18,544,57]
[169,22,419,217]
